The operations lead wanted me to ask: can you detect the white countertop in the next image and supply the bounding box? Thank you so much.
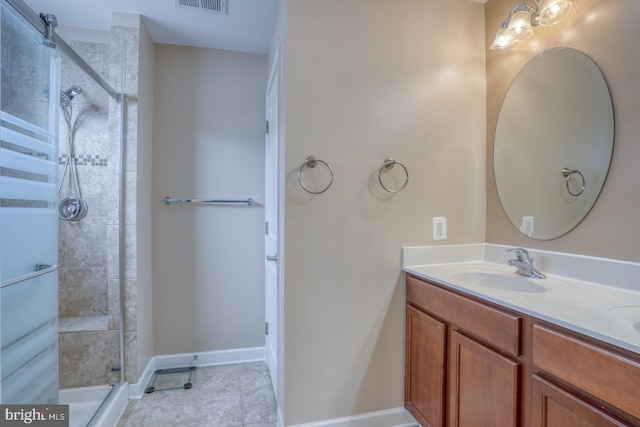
[402,244,640,355]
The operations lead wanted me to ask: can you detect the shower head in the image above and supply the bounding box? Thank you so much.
[60,85,82,111]
[62,85,82,100]
[60,85,82,123]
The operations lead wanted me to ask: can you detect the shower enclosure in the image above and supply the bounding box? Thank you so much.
[1,0,126,424]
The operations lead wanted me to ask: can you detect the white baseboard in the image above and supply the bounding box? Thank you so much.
[153,346,266,369]
[289,407,419,427]
[128,346,266,399]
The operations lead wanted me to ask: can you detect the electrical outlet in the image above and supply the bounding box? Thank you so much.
[432,217,447,240]
[520,216,534,237]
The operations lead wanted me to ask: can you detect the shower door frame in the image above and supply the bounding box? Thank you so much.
[5,0,120,101]
[2,0,126,422]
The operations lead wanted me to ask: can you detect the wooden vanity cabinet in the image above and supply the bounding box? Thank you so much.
[406,274,523,427]
[405,273,640,427]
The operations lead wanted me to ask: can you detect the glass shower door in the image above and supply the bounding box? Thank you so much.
[1,0,61,404]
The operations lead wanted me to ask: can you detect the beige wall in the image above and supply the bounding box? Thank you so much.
[151,45,267,354]
[486,0,640,262]
[283,0,486,424]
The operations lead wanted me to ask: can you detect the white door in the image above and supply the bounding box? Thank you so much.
[264,58,279,392]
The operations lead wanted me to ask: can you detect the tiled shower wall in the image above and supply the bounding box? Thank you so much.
[58,40,120,389]
[57,18,146,389]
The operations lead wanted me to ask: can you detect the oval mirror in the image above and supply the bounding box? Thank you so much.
[494,47,614,240]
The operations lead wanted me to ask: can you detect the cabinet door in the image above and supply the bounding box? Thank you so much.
[448,331,519,427]
[531,376,629,427]
[405,305,446,427]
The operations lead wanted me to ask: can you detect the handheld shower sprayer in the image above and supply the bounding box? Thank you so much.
[58,84,88,221]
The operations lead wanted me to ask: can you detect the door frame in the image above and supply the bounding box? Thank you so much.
[265,44,284,421]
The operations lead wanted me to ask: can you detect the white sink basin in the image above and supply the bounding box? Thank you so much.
[450,267,574,294]
[454,271,547,293]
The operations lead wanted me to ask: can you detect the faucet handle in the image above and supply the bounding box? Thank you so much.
[507,247,531,263]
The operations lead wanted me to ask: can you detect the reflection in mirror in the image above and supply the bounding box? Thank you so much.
[494,47,614,240]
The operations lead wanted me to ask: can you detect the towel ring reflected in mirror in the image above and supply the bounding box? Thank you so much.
[562,168,585,197]
[297,155,334,194]
[378,158,409,193]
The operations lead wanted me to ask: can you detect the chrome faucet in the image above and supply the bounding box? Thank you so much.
[507,248,546,279]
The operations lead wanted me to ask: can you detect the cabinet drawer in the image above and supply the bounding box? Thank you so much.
[407,274,521,355]
[533,324,640,421]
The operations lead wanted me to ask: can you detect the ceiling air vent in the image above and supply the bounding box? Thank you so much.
[174,0,228,14]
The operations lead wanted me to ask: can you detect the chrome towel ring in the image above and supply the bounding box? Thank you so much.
[378,158,409,193]
[562,168,585,196]
[297,155,334,194]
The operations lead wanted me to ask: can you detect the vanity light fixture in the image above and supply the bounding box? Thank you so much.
[490,0,573,50]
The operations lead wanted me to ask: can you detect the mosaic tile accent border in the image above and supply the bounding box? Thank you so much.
[59,154,108,167]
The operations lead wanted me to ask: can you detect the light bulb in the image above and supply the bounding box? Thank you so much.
[506,8,534,42]
[491,28,516,50]
[537,0,573,27]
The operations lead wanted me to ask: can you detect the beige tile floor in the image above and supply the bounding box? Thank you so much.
[117,362,277,427]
